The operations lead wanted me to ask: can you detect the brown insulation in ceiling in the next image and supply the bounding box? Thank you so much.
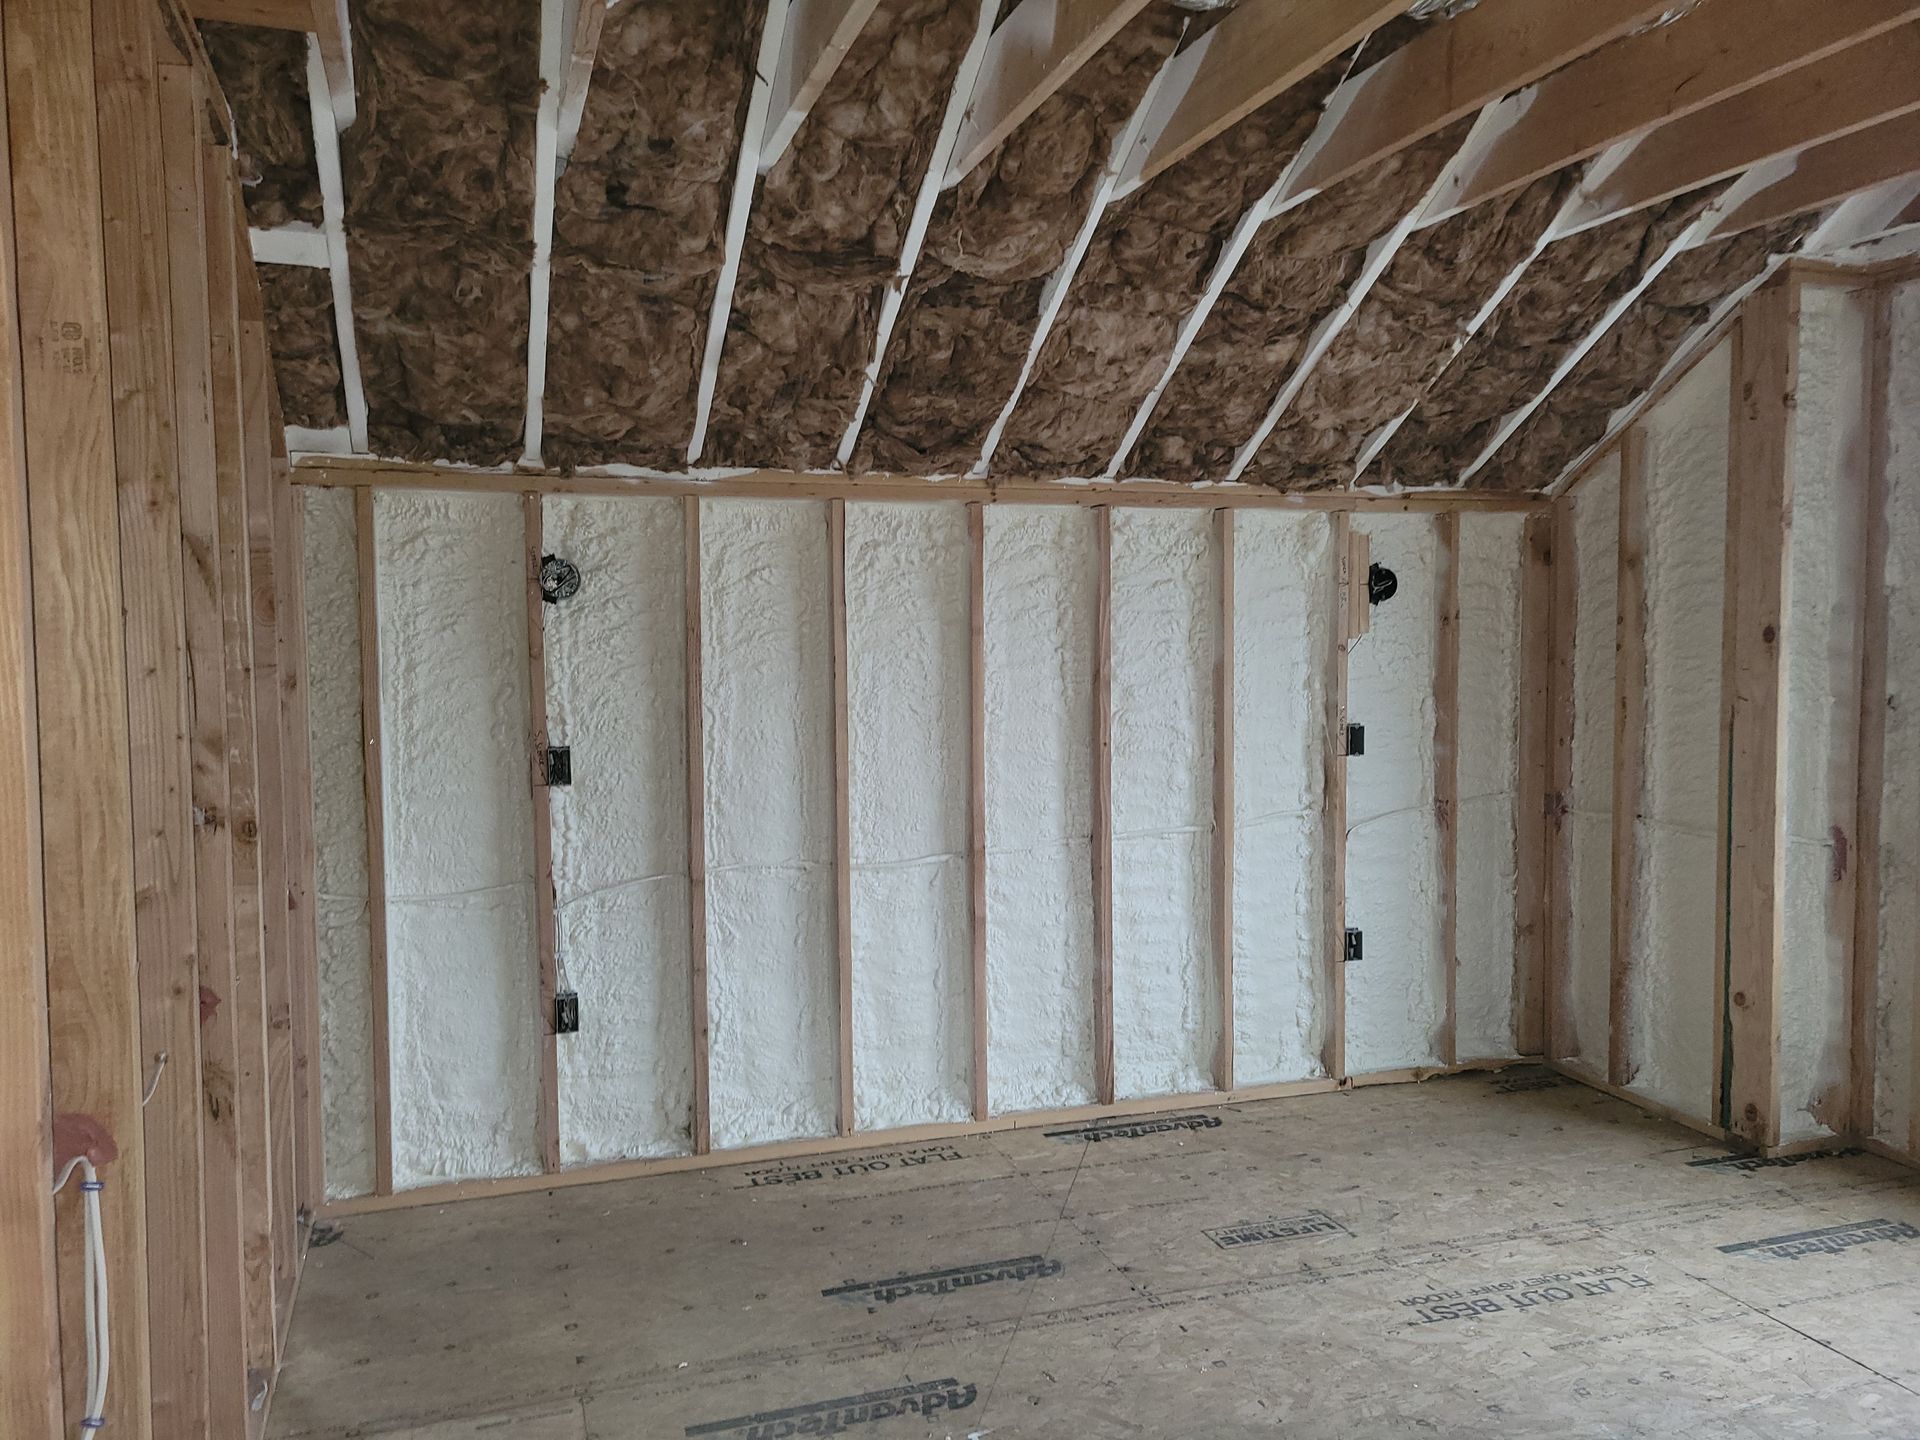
[541,3,763,471]
[991,56,1347,478]
[342,0,537,465]
[704,1,981,471]
[259,265,345,430]
[1128,115,1474,483]
[1371,188,1719,490]
[1236,169,1575,490]
[199,22,322,229]
[1479,218,1817,491]
[848,5,1188,475]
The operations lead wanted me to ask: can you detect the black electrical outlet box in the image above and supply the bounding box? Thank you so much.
[546,745,571,786]
[539,554,581,604]
[1344,928,1363,965]
[1346,723,1365,757]
[1368,562,1398,606]
[554,990,579,1035]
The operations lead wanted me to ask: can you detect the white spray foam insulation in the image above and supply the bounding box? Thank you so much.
[982,506,1098,1111]
[1230,513,1330,1084]
[1629,342,1732,1122]
[1566,457,1619,1075]
[1454,512,1525,1062]
[1344,515,1444,1075]
[1875,281,1920,1147]
[1777,285,1870,1143]
[302,485,374,1199]
[1108,508,1217,1098]
[374,491,540,1187]
[701,499,838,1148]
[844,503,972,1129]
[542,497,693,1164]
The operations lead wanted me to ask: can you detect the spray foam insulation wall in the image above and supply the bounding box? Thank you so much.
[845,504,972,1129]
[543,498,693,1164]
[1249,172,1574,490]
[260,265,346,431]
[1563,456,1619,1075]
[1109,509,1217,1097]
[1627,341,1731,1123]
[995,54,1348,478]
[705,2,980,471]
[342,0,537,466]
[1455,514,1525,1060]
[1481,219,1817,492]
[983,506,1097,1111]
[544,4,762,470]
[1777,282,1869,1143]
[1231,513,1331,1083]
[701,500,838,1149]
[850,6,1185,475]
[375,491,540,1187]
[1131,118,1475,484]
[302,487,375,1200]
[1874,280,1920,1148]
[1344,516,1442,1074]
[1374,190,1717,491]
[199,22,322,228]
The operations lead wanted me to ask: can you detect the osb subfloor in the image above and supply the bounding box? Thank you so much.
[271,1070,1920,1439]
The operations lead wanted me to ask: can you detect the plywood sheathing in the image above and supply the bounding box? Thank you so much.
[342,0,538,466]
[1243,170,1576,490]
[198,22,322,229]
[1131,115,1475,484]
[849,6,1188,476]
[1374,188,1720,490]
[542,4,764,471]
[704,0,981,471]
[992,54,1349,478]
[1480,217,1818,491]
[260,264,346,429]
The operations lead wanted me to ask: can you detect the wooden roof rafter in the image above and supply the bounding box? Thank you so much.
[761,0,887,174]
[1703,115,1920,244]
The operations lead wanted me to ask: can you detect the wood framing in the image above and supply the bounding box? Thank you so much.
[1546,500,1579,1062]
[1434,513,1460,1069]
[1723,280,1797,1150]
[1212,507,1235,1092]
[353,486,393,1195]
[522,493,561,1172]
[1607,427,1649,1088]
[828,497,855,1136]
[555,0,606,163]
[1711,112,1920,243]
[281,478,323,1218]
[966,502,989,1121]
[1511,514,1553,1056]
[763,0,883,172]
[185,0,354,122]
[1092,504,1115,1106]
[683,496,712,1155]
[1321,514,1352,1082]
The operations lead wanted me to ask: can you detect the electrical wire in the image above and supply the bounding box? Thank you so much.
[52,1156,110,1434]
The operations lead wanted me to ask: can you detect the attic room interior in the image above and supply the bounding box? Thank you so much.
[6,0,1920,1435]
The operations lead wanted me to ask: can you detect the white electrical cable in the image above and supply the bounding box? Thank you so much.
[52,1156,110,1434]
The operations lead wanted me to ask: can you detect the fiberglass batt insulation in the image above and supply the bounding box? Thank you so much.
[543,3,763,470]
[198,22,322,228]
[705,0,981,471]
[983,506,1097,1111]
[343,0,537,465]
[846,503,973,1128]
[1627,341,1731,1122]
[1231,512,1330,1084]
[1454,513,1525,1061]
[260,265,346,431]
[375,491,540,1187]
[851,6,1185,476]
[302,487,375,1199]
[543,497,694,1163]
[1777,283,1870,1142]
[1109,509,1216,1098]
[1344,516,1443,1074]
[701,500,838,1148]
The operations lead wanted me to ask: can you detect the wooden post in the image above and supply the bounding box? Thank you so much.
[281,476,324,1213]
[523,492,560,1172]
[1724,280,1797,1149]
[1321,514,1352,1082]
[1092,504,1115,1106]
[829,498,855,1136]
[1434,512,1460,1068]
[1212,507,1235,1092]
[354,486,392,1194]
[684,496,711,1155]
[3,0,154,1425]
[1512,514,1554,1056]
[967,502,989,1120]
[1609,426,1650,1087]
[1547,499,1580,1063]
[0,22,61,1436]
[92,0,208,1427]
